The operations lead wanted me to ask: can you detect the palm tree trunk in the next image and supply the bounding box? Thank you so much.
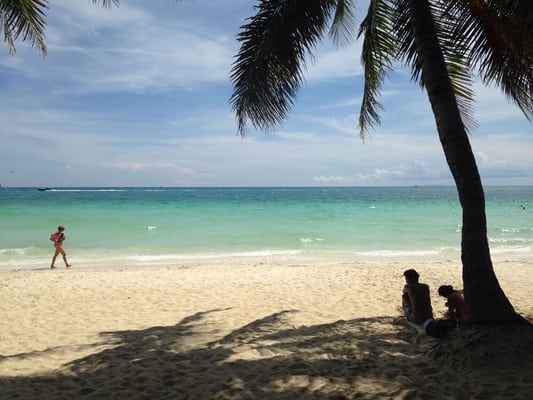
[407,0,524,324]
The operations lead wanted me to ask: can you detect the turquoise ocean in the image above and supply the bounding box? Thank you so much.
[1,186,532,271]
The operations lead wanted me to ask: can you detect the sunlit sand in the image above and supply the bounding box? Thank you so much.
[0,258,531,399]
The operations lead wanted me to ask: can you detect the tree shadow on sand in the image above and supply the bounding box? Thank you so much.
[1,310,532,399]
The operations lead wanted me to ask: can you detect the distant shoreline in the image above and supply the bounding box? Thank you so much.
[2,252,532,274]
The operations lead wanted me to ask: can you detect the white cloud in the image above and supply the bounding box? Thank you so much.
[313,175,356,184]
[110,162,195,174]
[1,0,531,187]
[473,83,530,123]
[8,0,238,94]
[306,45,363,81]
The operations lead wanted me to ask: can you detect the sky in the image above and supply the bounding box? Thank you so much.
[1,0,531,188]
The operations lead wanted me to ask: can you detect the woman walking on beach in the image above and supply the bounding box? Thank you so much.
[50,225,71,269]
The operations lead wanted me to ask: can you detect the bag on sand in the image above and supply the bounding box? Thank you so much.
[425,318,457,338]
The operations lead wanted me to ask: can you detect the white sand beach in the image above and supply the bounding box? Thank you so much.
[0,259,532,399]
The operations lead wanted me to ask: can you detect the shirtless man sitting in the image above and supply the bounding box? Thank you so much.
[402,269,434,326]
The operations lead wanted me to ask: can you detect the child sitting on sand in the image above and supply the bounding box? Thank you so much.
[438,285,469,324]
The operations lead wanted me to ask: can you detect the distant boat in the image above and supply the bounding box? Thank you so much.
[38,187,53,191]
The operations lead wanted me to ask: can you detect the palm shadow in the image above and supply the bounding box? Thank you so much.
[1,309,531,399]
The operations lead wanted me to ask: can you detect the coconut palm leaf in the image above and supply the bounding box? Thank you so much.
[230,0,339,135]
[329,0,356,47]
[446,0,533,119]
[1,0,48,55]
[393,0,477,130]
[357,0,397,137]
[92,0,120,7]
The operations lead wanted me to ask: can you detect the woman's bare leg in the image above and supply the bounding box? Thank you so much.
[51,249,60,269]
[59,248,71,267]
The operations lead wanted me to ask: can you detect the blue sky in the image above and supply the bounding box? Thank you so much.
[1,0,531,187]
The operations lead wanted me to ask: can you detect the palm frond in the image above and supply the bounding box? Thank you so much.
[392,0,420,82]
[357,0,397,138]
[394,0,477,131]
[1,0,48,55]
[230,0,337,135]
[2,13,15,54]
[434,0,477,129]
[445,0,533,119]
[91,0,120,8]
[329,0,356,47]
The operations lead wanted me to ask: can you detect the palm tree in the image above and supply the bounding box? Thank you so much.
[231,0,532,324]
[1,0,118,56]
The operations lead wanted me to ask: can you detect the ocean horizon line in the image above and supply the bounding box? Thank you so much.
[3,184,533,189]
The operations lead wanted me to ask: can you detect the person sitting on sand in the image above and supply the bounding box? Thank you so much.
[50,224,71,269]
[438,285,469,323]
[402,269,434,326]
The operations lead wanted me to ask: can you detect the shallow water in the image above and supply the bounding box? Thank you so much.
[1,186,531,270]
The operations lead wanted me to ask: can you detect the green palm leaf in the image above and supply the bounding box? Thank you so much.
[329,0,357,47]
[357,0,397,138]
[393,0,477,131]
[230,0,339,135]
[446,0,533,119]
[1,0,48,55]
